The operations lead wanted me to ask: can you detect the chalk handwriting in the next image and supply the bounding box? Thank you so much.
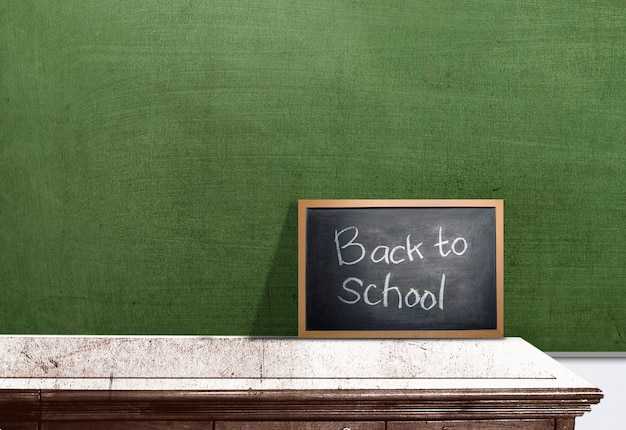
[434,226,468,257]
[334,226,424,266]
[338,273,446,310]
[334,226,365,266]
[334,225,467,311]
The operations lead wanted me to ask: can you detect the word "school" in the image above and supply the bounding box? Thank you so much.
[338,272,446,310]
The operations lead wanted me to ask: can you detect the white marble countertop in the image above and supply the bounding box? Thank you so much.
[0,336,597,391]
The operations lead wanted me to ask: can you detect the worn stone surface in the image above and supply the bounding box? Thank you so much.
[0,336,595,390]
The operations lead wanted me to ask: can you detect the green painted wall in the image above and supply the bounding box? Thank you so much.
[1,1,625,351]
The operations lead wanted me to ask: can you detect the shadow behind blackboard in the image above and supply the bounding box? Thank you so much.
[250,202,299,335]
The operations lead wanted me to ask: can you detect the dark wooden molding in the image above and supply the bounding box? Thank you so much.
[29,388,603,421]
[0,388,602,430]
[0,390,39,421]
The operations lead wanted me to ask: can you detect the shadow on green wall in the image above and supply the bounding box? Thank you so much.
[250,202,299,336]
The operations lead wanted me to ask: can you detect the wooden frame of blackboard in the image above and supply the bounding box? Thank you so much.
[298,199,504,339]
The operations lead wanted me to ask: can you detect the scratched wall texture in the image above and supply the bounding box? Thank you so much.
[1,1,625,351]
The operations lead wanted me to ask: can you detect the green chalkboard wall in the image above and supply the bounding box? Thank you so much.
[1,1,625,351]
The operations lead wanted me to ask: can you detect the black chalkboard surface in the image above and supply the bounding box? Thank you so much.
[298,200,504,338]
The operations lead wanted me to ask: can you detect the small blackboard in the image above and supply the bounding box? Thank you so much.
[298,199,504,338]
